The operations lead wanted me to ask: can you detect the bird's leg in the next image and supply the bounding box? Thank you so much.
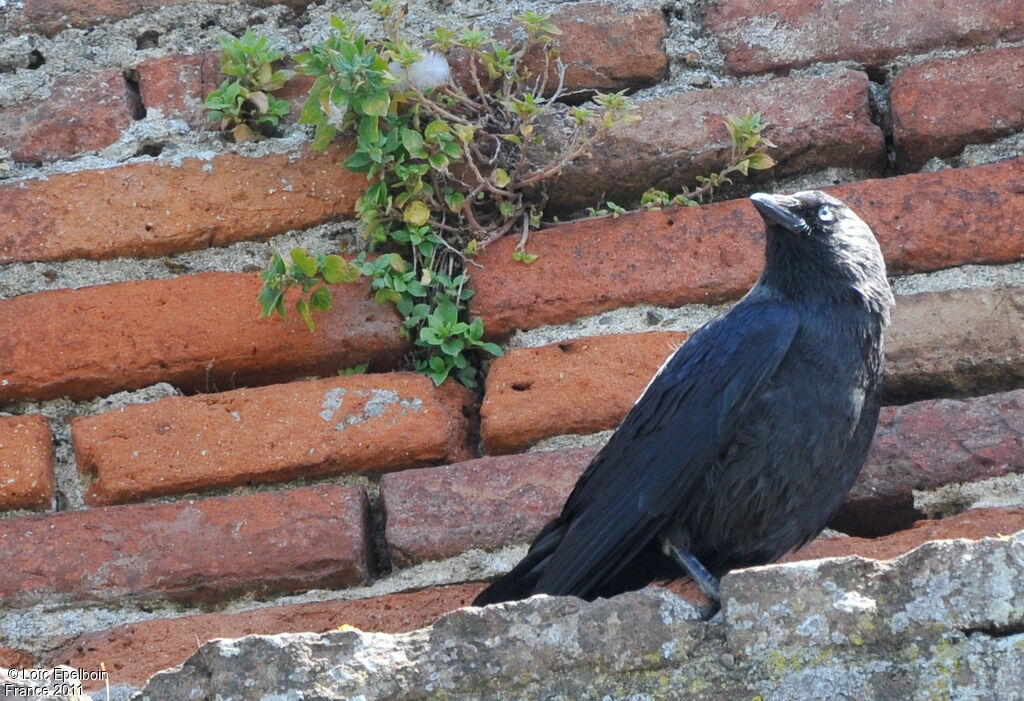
[661,530,721,606]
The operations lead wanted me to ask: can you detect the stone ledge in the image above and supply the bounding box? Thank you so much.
[137,530,1024,700]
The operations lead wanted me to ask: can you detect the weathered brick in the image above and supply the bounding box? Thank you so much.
[0,414,54,511]
[478,288,1024,453]
[892,46,1024,171]
[11,0,313,36]
[136,52,315,128]
[884,288,1024,403]
[0,142,363,264]
[49,583,484,691]
[135,52,220,128]
[381,448,599,567]
[0,69,133,163]
[703,0,1024,75]
[384,431,1024,569]
[0,647,34,669]
[0,272,407,403]
[73,373,474,505]
[805,507,1024,563]
[470,157,1024,337]
[517,3,668,94]
[834,389,1024,537]
[0,484,370,606]
[481,332,687,455]
[470,203,762,338]
[546,69,884,215]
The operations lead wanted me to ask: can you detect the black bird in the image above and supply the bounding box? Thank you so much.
[473,190,894,608]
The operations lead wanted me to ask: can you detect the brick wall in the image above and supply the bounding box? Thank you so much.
[2,0,1024,693]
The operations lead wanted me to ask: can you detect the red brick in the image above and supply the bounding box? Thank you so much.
[0,484,370,606]
[470,157,1024,337]
[0,272,407,403]
[546,69,884,215]
[73,373,474,505]
[0,414,54,511]
[478,288,1024,455]
[703,0,1024,75]
[0,142,364,264]
[892,46,1024,171]
[0,69,133,163]
[833,389,1024,537]
[470,203,763,337]
[381,448,599,567]
[136,52,220,128]
[136,52,315,128]
[11,0,313,36]
[802,507,1024,562]
[481,332,687,454]
[396,384,1024,560]
[518,3,668,93]
[48,583,484,691]
[0,647,34,669]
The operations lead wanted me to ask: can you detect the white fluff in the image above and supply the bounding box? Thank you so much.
[391,51,451,92]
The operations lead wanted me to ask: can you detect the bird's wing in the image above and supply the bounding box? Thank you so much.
[534,298,800,597]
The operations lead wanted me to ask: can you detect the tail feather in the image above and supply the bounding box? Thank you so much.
[472,520,566,606]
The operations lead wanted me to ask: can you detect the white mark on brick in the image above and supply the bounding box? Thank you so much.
[332,389,425,431]
[320,388,347,422]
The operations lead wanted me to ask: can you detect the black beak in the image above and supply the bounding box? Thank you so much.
[750,193,810,236]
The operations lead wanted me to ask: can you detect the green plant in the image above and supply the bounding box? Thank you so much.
[259,4,633,386]
[255,3,776,388]
[204,28,294,142]
[638,110,776,210]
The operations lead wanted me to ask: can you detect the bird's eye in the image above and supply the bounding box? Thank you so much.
[817,205,835,223]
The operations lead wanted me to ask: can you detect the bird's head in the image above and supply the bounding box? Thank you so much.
[750,190,894,323]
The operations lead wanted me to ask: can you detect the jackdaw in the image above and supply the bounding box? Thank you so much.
[473,190,894,608]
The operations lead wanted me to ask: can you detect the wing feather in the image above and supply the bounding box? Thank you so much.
[533,298,800,597]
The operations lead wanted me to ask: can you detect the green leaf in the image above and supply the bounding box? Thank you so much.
[358,114,380,145]
[312,121,338,151]
[290,248,318,277]
[403,200,431,227]
[322,254,361,283]
[428,152,449,170]
[424,120,450,141]
[492,167,511,188]
[747,152,776,170]
[441,337,465,356]
[296,298,315,332]
[401,129,428,158]
[375,287,402,304]
[419,327,442,345]
[310,287,332,312]
[257,286,284,318]
[513,250,539,264]
[387,253,407,273]
[343,150,373,172]
[476,341,504,356]
[442,191,465,215]
[434,298,459,326]
[361,90,390,117]
[467,316,484,341]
